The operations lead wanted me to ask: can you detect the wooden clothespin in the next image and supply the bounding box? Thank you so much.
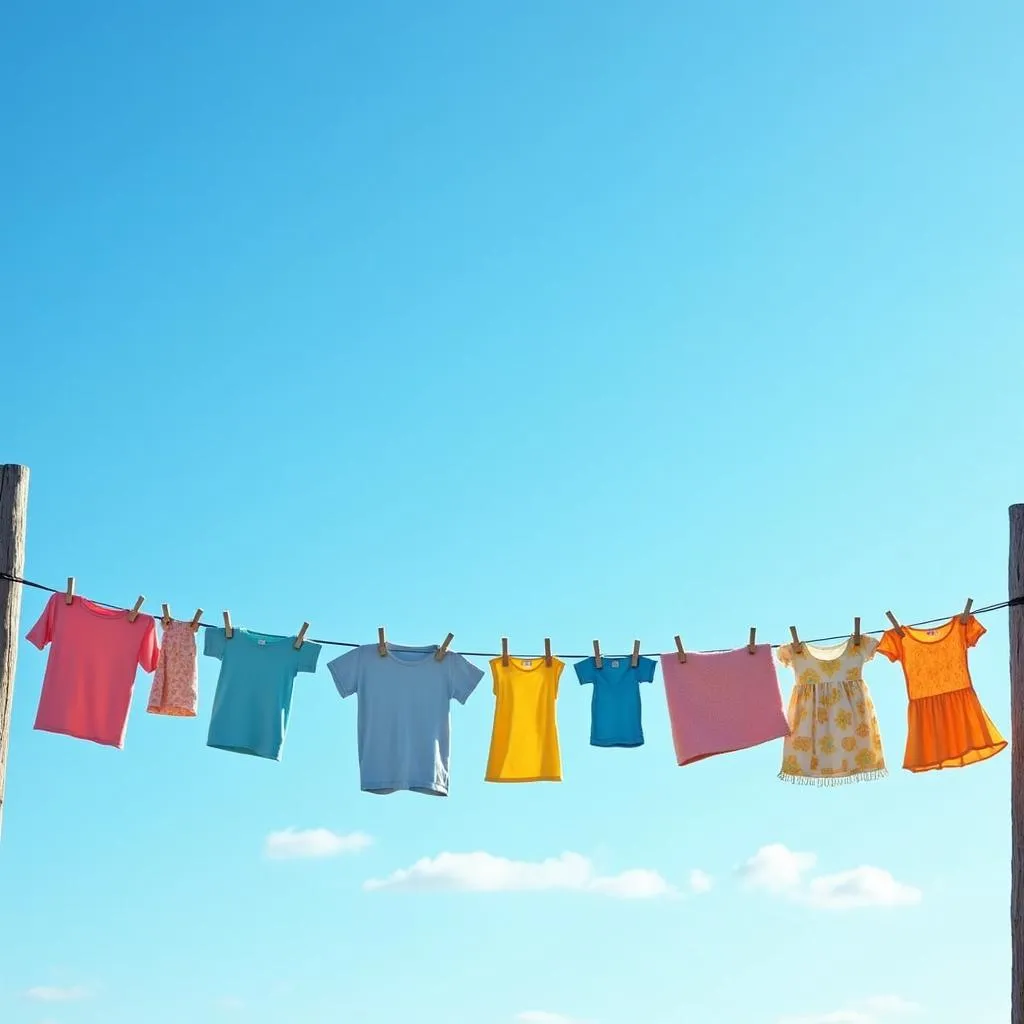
[65,577,75,605]
[435,632,454,661]
[789,625,802,653]
[223,610,234,639]
[543,638,552,667]
[128,596,145,623]
[293,622,309,650]
[377,627,387,657]
[853,617,862,646]
[748,627,757,654]
[630,640,641,669]
[161,603,172,628]
[674,635,687,664]
[593,639,603,669]
[501,637,510,667]
[885,610,904,636]
[189,608,203,633]
[960,598,974,624]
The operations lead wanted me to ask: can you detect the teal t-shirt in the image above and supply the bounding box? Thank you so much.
[205,627,321,760]
[575,654,657,747]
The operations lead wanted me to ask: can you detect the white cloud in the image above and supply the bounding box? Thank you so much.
[517,1013,591,1024]
[738,843,817,892]
[806,867,921,910]
[264,828,372,860]
[778,994,920,1024]
[778,1012,872,1024]
[689,868,713,894]
[738,844,921,910]
[25,985,91,1002]
[364,851,675,899]
[860,996,920,1014]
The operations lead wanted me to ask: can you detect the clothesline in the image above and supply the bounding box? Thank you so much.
[2,571,1020,659]
[10,568,1015,785]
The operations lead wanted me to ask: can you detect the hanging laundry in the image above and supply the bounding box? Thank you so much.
[328,643,482,796]
[877,615,1005,771]
[575,653,657,747]
[204,627,321,760]
[660,644,789,766]
[147,620,199,717]
[25,593,160,748]
[776,636,886,785]
[486,654,564,782]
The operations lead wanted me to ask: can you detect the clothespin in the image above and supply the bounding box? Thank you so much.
[128,596,145,623]
[435,632,454,661]
[789,626,802,653]
[543,638,552,667]
[189,608,203,633]
[65,577,75,605]
[377,627,387,657]
[885,610,904,636]
[960,598,974,624]
[853,617,862,646]
[747,627,757,654]
[223,611,234,639]
[630,640,641,668]
[501,637,510,667]
[293,622,309,650]
[593,639,603,669]
[674,635,687,664]
[161,603,172,628]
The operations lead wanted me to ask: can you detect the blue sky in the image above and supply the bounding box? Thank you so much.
[1,2,1022,1022]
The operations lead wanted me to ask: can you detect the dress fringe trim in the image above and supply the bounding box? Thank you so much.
[777,767,888,787]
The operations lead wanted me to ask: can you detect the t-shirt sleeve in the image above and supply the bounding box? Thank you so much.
[875,629,903,663]
[137,616,160,673]
[858,634,880,662]
[448,654,484,705]
[25,593,57,649]
[965,614,986,648]
[574,658,595,686]
[637,656,657,684]
[204,626,226,661]
[297,640,321,674]
[328,647,361,698]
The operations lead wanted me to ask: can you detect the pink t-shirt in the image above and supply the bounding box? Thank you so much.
[26,593,160,748]
[660,644,790,766]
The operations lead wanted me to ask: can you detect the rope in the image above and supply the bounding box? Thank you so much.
[2,571,1020,660]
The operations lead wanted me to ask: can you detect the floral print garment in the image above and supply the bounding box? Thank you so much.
[147,620,199,717]
[777,635,885,785]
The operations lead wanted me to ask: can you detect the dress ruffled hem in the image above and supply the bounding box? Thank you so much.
[778,767,889,787]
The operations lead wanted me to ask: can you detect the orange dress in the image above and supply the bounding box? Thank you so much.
[876,614,1005,771]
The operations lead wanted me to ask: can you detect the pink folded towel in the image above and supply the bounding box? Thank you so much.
[661,644,790,766]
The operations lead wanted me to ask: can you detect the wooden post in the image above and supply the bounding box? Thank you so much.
[1010,504,1024,1024]
[0,464,29,839]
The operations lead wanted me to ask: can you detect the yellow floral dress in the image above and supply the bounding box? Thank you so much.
[777,636,886,785]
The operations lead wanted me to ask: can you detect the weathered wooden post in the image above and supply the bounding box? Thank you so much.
[0,464,29,838]
[1010,504,1024,1022]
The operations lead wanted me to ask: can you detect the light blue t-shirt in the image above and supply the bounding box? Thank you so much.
[575,654,657,748]
[205,627,321,760]
[328,643,483,796]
